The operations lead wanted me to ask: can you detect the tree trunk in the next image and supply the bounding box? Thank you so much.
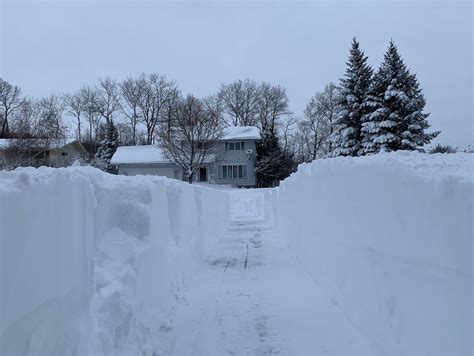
[187,173,194,184]
[1,115,9,138]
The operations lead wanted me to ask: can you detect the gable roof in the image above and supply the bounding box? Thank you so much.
[0,139,85,151]
[221,126,260,141]
[53,140,88,153]
[110,145,171,165]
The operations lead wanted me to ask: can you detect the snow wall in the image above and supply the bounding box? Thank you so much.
[0,167,228,355]
[276,152,473,354]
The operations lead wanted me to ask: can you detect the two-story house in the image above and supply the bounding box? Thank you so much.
[110,126,260,187]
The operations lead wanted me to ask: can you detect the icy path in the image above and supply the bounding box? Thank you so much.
[156,190,371,355]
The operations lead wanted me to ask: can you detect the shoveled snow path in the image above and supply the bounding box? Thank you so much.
[156,190,372,355]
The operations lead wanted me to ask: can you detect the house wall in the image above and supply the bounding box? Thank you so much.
[212,139,257,187]
[118,163,182,180]
[48,143,88,167]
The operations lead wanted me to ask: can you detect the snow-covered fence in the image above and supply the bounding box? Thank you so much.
[276,152,473,354]
[0,167,228,355]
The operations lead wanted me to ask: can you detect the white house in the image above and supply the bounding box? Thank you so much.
[110,126,261,187]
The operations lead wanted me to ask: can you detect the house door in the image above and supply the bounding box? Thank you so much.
[199,167,207,182]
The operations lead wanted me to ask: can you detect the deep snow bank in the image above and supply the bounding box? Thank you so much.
[0,167,228,355]
[277,152,473,354]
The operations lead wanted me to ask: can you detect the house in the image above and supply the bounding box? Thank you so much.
[110,126,261,187]
[46,140,89,167]
[0,139,88,168]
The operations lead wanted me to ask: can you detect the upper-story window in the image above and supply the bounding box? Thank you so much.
[225,141,245,151]
[196,141,211,150]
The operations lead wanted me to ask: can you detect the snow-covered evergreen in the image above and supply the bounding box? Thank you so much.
[361,40,439,154]
[331,38,373,157]
[95,120,118,173]
[256,128,294,187]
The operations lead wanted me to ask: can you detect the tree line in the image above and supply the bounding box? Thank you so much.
[0,38,439,186]
[292,38,439,162]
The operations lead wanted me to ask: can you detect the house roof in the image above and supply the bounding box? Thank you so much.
[110,145,172,165]
[51,140,88,153]
[110,145,218,165]
[221,126,260,141]
[0,139,82,150]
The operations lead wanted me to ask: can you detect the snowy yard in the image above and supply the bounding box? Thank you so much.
[0,152,472,355]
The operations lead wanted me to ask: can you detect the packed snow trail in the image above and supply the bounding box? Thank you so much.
[155,190,372,355]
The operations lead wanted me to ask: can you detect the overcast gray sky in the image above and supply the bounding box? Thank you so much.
[1,0,472,148]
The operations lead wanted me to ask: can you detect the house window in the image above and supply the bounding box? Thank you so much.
[197,141,211,149]
[225,141,246,151]
[220,165,246,179]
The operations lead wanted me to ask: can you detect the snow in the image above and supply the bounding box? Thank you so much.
[277,151,473,354]
[0,151,472,355]
[110,145,171,165]
[221,126,260,140]
[0,139,10,149]
[0,167,228,354]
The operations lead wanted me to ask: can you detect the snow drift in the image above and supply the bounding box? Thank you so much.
[0,152,472,355]
[0,167,228,355]
[276,152,473,354]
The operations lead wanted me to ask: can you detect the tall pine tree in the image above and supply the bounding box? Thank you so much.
[361,40,439,154]
[331,38,373,157]
[95,119,118,173]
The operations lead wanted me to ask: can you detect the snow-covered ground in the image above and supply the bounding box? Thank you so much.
[0,152,472,355]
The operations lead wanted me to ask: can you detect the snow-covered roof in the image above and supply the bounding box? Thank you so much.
[0,139,78,150]
[110,145,171,165]
[0,139,10,149]
[221,126,260,141]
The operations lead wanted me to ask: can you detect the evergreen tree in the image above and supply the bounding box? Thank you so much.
[95,119,118,173]
[361,40,439,154]
[331,38,373,157]
[256,128,295,187]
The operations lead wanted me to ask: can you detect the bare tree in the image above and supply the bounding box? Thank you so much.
[257,82,290,135]
[157,94,222,183]
[315,82,338,152]
[0,78,22,138]
[218,79,259,126]
[38,94,67,142]
[90,77,121,123]
[160,86,181,139]
[79,86,102,153]
[203,94,225,129]
[4,98,65,168]
[120,77,142,145]
[64,91,85,141]
[299,83,339,160]
[136,73,177,144]
[10,98,42,138]
[279,116,297,154]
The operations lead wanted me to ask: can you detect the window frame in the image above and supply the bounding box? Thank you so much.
[225,141,246,151]
[219,164,247,180]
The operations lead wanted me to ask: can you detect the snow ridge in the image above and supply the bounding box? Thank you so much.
[277,151,473,354]
[0,167,228,355]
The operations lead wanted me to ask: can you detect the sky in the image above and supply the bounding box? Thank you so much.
[1,0,472,148]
